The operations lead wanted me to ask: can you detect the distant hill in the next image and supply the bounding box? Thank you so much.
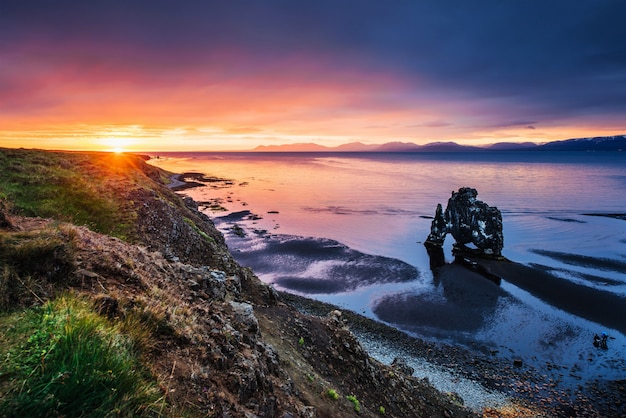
[487,142,538,150]
[372,141,423,152]
[335,142,381,151]
[253,143,330,152]
[418,142,483,152]
[536,135,626,151]
[251,135,626,153]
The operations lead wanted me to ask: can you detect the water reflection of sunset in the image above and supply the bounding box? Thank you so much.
[150,152,626,266]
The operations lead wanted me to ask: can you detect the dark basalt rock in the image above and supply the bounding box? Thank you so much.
[0,199,12,229]
[425,187,503,258]
[391,357,415,376]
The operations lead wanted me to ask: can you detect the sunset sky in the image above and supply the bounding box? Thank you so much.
[1,1,625,151]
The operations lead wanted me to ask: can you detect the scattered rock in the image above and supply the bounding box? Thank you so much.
[75,268,100,279]
[391,357,415,376]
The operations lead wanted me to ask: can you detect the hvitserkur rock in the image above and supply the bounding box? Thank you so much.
[425,187,503,257]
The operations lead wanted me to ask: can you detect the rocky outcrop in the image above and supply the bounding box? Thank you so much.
[0,199,12,229]
[425,188,503,257]
[135,190,221,263]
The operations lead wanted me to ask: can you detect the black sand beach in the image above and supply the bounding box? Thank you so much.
[482,258,626,335]
[212,206,626,416]
[281,289,626,417]
[217,209,419,294]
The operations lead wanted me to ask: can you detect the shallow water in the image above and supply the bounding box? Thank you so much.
[150,151,626,386]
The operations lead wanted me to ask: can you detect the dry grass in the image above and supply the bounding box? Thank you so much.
[0,224,78,311]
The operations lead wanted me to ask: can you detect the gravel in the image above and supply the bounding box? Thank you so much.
[282,292,511,412]
[354,330,510,412]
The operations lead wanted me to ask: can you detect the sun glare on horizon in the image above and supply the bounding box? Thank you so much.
[103,137,132,153]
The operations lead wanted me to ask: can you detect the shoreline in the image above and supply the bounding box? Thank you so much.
[280,291,625,416]
[166,168,626,416]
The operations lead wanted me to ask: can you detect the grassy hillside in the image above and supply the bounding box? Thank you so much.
[0,148,167,240]
[0,148,479,418]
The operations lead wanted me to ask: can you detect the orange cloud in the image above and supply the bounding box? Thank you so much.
[1,41,624,151]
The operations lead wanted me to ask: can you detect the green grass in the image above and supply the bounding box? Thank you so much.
[346,395,361,412]
[183,217,214,243]
[0,148,157,240]
[0,294,164,417]
[326,388,339,400]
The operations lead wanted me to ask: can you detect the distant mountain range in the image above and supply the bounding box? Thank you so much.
[252,135,626,152]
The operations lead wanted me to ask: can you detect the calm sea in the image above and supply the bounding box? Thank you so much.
[150,151,626,381]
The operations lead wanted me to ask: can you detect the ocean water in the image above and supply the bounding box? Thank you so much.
[150,151,626,384]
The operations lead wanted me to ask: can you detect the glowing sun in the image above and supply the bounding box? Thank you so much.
[104,137,131,153]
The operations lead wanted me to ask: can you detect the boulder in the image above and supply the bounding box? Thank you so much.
[229,301,259,335]
[391,357,415,376]
[425,187,503,257]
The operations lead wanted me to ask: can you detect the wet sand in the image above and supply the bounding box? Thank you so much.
[480,258,626,335]
[221,229,419,294]
[373,262,510,335]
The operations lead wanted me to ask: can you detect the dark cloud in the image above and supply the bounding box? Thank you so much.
[1,0,625,128]
[487,120,539,129]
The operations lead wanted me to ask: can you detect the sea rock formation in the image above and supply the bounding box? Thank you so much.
[425,187,503,257]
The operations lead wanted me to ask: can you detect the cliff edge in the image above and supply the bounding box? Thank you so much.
[0,148,476,417]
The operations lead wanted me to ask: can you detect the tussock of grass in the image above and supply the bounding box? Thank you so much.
[0,226,77,310]
[326,388,339,400]
[346,395,361,412]
[0,294,164,417]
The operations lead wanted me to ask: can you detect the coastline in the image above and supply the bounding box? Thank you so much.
[166,168,626,416]
[3,149,485,418]
[482,259,626,335]
[280,280,624,416]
